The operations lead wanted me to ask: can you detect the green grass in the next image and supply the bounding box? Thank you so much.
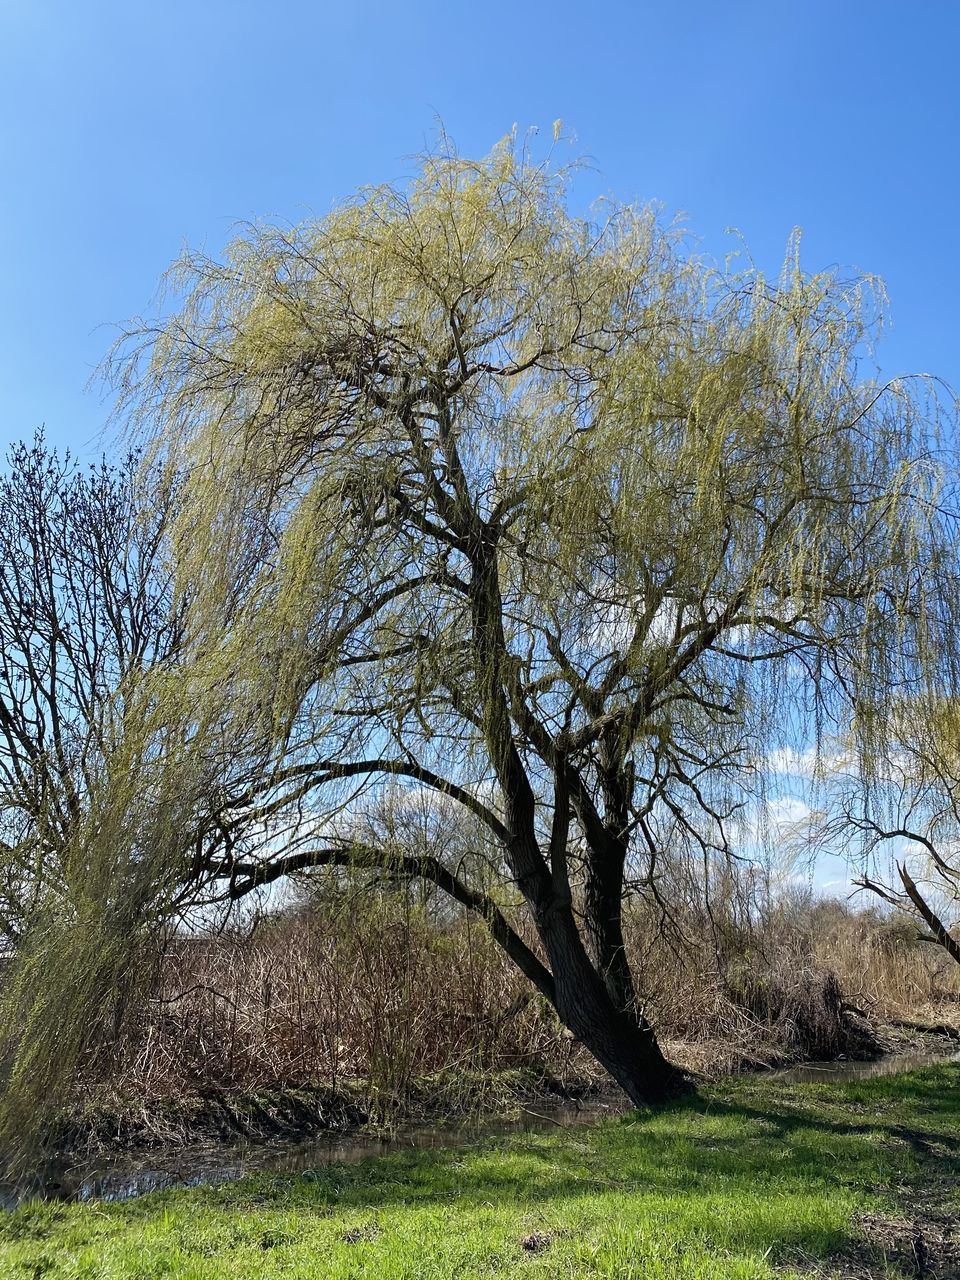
[1,1064,956,1279]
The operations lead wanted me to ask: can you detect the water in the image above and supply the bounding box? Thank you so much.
[769,1047,960,1085]
[8,1048,958,1205]
[19,1092,629,1205]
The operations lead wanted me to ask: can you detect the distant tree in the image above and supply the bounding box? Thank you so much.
[0,436,176,940]
[839,701,960,967]
[102,133,960,1104]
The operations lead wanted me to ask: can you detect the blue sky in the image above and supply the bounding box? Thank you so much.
[1,1,957,457]
[0,1,956,898]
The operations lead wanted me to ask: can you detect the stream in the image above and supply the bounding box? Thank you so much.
[769,1046,959,1084]
[8,1047,958,1205]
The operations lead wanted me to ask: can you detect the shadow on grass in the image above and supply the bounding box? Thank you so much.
[3,1063,957,1276]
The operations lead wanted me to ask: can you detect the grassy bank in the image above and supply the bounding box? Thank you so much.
[52,1068,592,1162]
[1,1064,956,1279]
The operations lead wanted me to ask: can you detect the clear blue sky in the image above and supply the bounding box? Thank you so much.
[1,1,957,457]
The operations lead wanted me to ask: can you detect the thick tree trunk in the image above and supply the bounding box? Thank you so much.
[584,844,638,1015]
[535,901,681,1105]
[466,549,681,1105]
[586,738,641,1017]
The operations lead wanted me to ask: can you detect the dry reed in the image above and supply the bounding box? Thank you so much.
[97,879,960,1118]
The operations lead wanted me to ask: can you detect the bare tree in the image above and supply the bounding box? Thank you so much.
[0,436,179,941]
[859,843,960,968]
[828,704,960,967]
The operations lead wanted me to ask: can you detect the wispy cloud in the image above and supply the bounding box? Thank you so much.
[765,745,854,779]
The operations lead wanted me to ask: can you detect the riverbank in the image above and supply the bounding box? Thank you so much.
[45,1066,608,1169]
[2,1061,957,1278]
[38,1014,958,1171]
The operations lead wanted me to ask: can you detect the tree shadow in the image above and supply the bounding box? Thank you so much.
[4,1064,957,1276]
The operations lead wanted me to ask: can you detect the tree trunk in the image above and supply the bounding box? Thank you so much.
[535,901,682,1105]
[466,552,682,1105]
[586,739,641,1017]
[584,843,638,1015]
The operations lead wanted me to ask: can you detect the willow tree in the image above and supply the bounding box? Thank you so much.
[119,133,959,1104]
[830,698,960,967]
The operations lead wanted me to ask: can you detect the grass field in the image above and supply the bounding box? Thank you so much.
[1,1063,956,1279]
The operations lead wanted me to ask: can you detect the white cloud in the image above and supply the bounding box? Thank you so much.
[767,796,813,828]
[765,747,817,778]
[741,795,818,858]
[820,876,858,895]
[765,745,855,779]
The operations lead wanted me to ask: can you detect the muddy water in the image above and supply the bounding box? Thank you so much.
[25,1093,630,1205]
[769,1046,959,1085]
[10,1048,959,1205]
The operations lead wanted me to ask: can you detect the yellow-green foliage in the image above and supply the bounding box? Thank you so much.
[5,132,957,1167]
[0,672,250,1170]
[119,130,958,1049]
[124,132,955,779]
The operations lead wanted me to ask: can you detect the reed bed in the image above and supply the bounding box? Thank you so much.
[99,878,960,1117]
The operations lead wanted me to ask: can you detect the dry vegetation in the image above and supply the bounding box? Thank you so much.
[96,875,960,1126]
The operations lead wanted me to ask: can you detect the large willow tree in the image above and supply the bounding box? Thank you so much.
[118,133,958,1104]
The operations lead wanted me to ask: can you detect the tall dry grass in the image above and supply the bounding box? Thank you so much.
[627,883,960,1076]
[100,874,960,1113]
[110,892,582,1115]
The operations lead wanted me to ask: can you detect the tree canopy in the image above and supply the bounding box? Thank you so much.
[4,133,959,1139]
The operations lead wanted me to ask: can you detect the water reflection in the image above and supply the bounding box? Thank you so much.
[29,1093,629,1204]
[770,1047,959,1085]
